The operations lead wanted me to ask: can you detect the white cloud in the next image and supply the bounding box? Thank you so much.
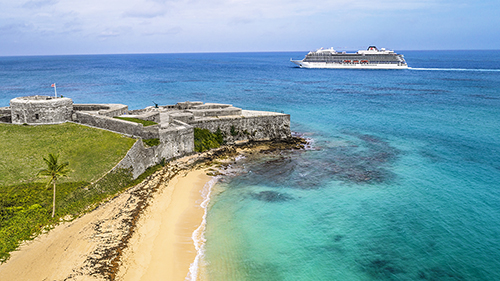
[0,0,496,55]
[22,0,58,9]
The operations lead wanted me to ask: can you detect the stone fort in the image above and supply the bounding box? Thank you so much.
[0,95,291,178]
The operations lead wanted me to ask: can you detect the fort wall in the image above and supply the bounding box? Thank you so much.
[190,111,291,143]
[158,120,194,159]
[114,121,194,178]
[73,111,160,139]
[114,140,158,179]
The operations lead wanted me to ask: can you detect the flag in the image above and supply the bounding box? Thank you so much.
[51,83,55,87]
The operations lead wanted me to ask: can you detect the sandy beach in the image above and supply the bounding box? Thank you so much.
[116,169,212,281]
[0,157,215,281]
[0,140,304,281]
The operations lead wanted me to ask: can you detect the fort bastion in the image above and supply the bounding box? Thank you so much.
[0,96,291,178]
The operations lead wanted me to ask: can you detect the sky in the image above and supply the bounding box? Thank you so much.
[0,0,499,56]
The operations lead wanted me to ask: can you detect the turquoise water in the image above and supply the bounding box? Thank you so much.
[1,51,500,280]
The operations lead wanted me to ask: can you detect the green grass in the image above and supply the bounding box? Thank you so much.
[0,161,167,262]
[113,116,158,127]
[0,123,136,186]
[194,128,224,152]
[143,138,160,147]
[0,170,127,262]
[0,122,160,262]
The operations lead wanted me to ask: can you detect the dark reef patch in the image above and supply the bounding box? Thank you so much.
[333,234,344,242]
[224,132,399,189]
[251,190,293,202]
[417,266,466,281]
[364,258,405,278]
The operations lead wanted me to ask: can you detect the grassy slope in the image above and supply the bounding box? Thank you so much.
[0,122,138,262]
[0,122,136,186]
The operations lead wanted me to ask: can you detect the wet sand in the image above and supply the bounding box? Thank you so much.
[117,169,212,281]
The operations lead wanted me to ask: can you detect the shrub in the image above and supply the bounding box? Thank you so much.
[230,125,239,136]
[0,204,49,262]
[143,138,160,147]
[194,128,224,152]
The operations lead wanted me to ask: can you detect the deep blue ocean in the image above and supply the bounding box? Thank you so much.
[1,51,500,280]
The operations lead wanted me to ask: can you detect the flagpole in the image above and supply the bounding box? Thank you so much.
[51,83,57,97]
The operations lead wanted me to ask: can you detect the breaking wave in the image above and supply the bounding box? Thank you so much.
[185,176,219,281]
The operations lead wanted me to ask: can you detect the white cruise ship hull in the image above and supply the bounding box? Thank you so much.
[291,60,408,69]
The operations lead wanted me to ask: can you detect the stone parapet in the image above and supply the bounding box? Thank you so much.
[158,120,194,160]
[74,104,128,117]
[187,106,242,117]
[73,111,160,139]
[175,101,203,110]
[191,103,232,109]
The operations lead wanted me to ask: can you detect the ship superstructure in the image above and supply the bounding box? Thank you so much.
[291,46,408,69]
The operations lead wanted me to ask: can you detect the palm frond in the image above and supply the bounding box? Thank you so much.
[38,153,71,181]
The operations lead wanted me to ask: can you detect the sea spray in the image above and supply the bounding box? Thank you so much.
[186,176,219,281]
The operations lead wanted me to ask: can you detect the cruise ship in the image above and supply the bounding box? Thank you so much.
[291,46,408,69]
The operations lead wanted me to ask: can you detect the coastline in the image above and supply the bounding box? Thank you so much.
[0,138,306,281]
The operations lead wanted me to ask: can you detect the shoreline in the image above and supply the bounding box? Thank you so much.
[0,138,306,281]
[187,176,218,281]
[116,169,215,281]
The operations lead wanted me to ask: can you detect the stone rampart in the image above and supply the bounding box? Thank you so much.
[114,120,194,178]
[190,110,291,143]
[114,140,158,179]
[73,111,160,139]
[0,107,10,115]
[158,120,194,159]
[74,104,128,117]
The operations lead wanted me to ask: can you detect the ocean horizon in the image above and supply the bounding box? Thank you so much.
[1,50,500,280]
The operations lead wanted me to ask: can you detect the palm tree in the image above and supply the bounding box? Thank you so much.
[38,153,70,218]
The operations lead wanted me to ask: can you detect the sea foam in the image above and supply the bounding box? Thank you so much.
[185,176,219,281]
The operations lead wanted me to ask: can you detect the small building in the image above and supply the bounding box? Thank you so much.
[10,95,73,125]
